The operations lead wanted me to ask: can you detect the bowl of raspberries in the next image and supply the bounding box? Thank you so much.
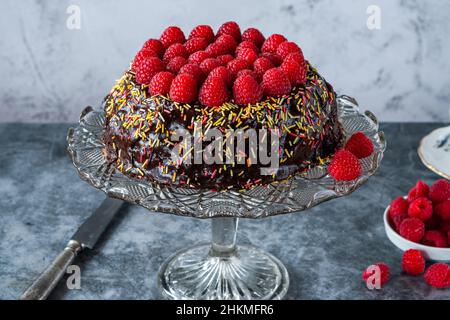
[384,179,450,261]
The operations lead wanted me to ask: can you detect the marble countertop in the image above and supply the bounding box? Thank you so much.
[1,122,449,300]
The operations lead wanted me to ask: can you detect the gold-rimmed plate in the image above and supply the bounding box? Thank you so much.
[418,125,450,179]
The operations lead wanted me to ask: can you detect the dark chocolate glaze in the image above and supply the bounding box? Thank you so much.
[102,62,343,190]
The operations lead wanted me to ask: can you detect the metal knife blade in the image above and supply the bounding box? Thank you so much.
[72,197,123,249]
[20,197,123,300]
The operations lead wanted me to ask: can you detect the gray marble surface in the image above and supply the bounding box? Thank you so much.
[0,122,450,300]
[1,0,450,122]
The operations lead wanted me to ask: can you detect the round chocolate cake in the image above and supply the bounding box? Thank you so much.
[103,22,343,190]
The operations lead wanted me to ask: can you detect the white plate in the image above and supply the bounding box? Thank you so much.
[418,125,450,179]
[384,201,450,261]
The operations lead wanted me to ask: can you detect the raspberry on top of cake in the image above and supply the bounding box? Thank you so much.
[103,22,345,190]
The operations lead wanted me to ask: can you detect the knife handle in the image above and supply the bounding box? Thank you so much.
[20,240,82,300]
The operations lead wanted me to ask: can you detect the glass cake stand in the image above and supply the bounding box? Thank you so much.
[67,96,386,300]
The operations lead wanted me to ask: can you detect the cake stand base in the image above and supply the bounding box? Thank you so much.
[158,218,289,300]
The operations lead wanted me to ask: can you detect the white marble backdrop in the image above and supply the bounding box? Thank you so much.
[1,0,449,122]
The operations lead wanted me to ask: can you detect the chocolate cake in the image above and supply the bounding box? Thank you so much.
[102,22,343,190]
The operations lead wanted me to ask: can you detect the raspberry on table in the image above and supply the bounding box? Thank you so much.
[402,249,425,276]
[362,263,390,287]
[424,263,450,288]
[399,218,425,243]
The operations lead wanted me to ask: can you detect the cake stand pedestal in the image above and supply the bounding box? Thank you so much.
[67,96,385,300]
[159,217,288,299]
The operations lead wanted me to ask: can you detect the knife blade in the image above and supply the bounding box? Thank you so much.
[20,197,123,300]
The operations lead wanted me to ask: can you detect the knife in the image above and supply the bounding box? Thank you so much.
[20,197,123,300]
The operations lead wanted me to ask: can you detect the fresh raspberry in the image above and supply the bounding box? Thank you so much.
[135,57,165,85]
[241,28,265,47]
[448,231,450,245]
[205,42,229,57]
[436,200,450,221]
[188,25,214,43]
[260,52,283,66]
[284,52,306,72]
[399,218,425,243]
[199,76,230,107]
[407,180,430,202]
[362,263,390,286]
[233,74,263,105]
[131,49,159,72]
[422,230,448,248]
[391,213,408,232]
[169,73,198,103]
[184,37,209,54]
[253,57,275,76]
[141,39,164,58]
[163,43,188,63]
[262,67,292,97]
[402,249,425,276]
[424,263,450,288]
[217,21,241,42]
[276,41,302,59]
[344,132,374,159]
[441,221,450,233]
[236,69,260,83]
[208,66,232,86]
[227,59,250,77]
[429,179,450,203]
[148,71,174,96]
[262,34,287,54]
[236,48,258,65]
[327,149,362,181]
[188,50,211,64]
[235,41,260,55]
[199,58,222,75]
[215,34,237,53]
[179,63,205,84]
[426,213,442,230]
[217,54,234,65]
[389,196,409,220]
[280,59,306,86]
[160,26,186,48]
[166,56,187,74]
[408,197,433,221]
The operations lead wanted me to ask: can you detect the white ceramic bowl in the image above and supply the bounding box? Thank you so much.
[384,201,450,261]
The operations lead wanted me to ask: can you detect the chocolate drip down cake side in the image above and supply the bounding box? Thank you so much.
[102,22,344,190]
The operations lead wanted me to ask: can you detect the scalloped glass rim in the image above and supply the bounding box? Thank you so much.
[67,95,386,219]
